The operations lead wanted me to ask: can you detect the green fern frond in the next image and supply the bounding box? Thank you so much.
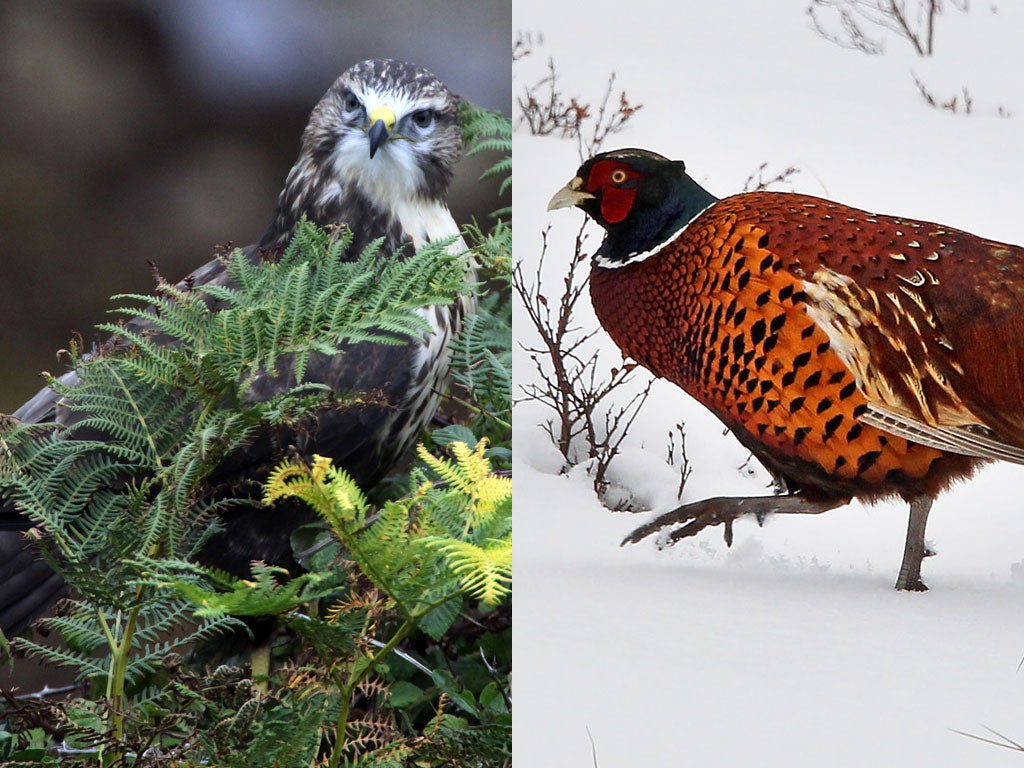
[446,292,511,443]
[264,453,462,630]
[151,560,342,619]
[11,636,110,678]
[460,101,512,199]
[481,156,513,197]
[460,102,511,153]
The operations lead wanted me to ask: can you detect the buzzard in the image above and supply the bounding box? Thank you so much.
[0,59,473,636]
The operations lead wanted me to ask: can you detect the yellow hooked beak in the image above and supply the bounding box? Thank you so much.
[367,105,397,158]
[547,176,594,211]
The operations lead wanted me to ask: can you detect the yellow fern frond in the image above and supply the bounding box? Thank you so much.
[416,439,511,525]
[416,443,470,493]
[472,473,512,517]
[427,538,511,606]
[263,453,368,529]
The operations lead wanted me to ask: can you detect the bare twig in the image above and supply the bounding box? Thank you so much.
[951,726,1024,752]
[808,2,885,53]
[513,225,652,502]
[912,70,939,107]
[666,423,693,501]
[593,378,652,503]
[911,70,973,114]
[587,726,600,767]
[513,224,598,462]
[513,30,540,63]
[743,162,802,192]
[514,55,655,506]
[808,0,967,57]
[577,73,643,161]
[516,47,642,151]
[516,57,590,138]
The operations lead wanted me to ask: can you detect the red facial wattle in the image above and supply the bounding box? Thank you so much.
[586,159,643,225]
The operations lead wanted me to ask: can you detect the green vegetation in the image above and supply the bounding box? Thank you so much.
[0,103,511,767]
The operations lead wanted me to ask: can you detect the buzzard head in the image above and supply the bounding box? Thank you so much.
[261,59,464,252]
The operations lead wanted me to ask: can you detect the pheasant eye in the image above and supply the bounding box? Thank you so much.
[610,169,629,185]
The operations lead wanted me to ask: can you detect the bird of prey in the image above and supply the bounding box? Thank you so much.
[550,147,1024,590]
[0,59,472,636]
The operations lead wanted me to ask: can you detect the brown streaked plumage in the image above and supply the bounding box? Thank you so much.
[549,147,1024,590]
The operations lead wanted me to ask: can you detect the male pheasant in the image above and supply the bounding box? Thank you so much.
[549,148,1024,590]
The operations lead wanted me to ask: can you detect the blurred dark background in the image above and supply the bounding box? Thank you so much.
[0,0,511,407]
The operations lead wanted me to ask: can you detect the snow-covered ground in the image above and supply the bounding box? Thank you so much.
[513,2,1024,765]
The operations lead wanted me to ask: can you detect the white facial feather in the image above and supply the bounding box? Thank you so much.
[325,85,460,248]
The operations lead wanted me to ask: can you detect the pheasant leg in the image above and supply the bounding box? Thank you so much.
[895,494,934,592]
[621,494,850,547]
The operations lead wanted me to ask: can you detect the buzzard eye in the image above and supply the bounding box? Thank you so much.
[410,109,434,129]
[343,92,361,113]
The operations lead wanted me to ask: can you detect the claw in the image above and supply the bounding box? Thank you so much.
[623,493,848,548]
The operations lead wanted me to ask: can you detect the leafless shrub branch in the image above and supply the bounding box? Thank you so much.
[808,2,886,53]
[513,55,658,506]
[513,224,652,503]
[513,30,540,63]
[743,162,802,192]
[516,57,592,139]
[951,726,1024,753]
[666,423,693,501]
[575,73,643,161]
[516,45,642,161]
[911,70,973,113]
[808,0,968,56]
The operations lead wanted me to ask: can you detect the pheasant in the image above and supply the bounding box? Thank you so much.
[548,147,1024,590]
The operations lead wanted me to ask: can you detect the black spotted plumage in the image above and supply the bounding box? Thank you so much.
[0,59,472,637]
[550,147,1024,591]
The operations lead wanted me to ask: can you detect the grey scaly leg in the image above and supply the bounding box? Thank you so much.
[895,494,934,591]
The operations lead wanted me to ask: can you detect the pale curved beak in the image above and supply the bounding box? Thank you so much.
[547,177,594,211]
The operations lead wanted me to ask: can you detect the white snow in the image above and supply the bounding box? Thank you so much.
[513,2,1024,765]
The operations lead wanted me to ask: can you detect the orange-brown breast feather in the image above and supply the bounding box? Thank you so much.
[589,190,1024,497]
